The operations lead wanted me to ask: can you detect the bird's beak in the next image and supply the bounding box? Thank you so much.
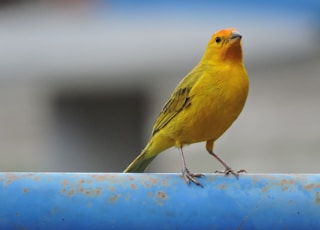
[230,30,242,40]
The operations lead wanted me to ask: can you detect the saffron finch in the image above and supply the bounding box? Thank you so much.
[124,28,249,186]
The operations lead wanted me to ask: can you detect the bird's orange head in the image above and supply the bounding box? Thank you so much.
[202,28,243,64]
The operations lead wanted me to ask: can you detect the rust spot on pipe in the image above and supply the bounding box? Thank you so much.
[144,182,152,188]
[278,179,294,186]
[61,180,69,186]
[95,187,102,196]
[156,191,167,200]
[68,189,75,196]
[315,192,320,205]
[109,194,119,203]
[161,177,170,187]
[130,184,137,190]
[4,173,18,186]
[23,187,28,193]
[303,183,320,191]
[149,177,158,184]
[109,186,116,192]
[8,174,17,181]
[89,174,109,182]
[261,185,271,193]
[33,176,40,181]
[217,184,227,189]
[155,191,167,206]
[128,175,135,181]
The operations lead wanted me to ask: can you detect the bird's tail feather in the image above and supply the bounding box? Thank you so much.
[123,148,156,172]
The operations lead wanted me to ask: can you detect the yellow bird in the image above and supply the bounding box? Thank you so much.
[124,28,249,186]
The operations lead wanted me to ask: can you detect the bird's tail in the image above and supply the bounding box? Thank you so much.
[123,148,156,172]
[124,134,173,172]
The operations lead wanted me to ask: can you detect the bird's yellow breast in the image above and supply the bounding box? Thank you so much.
[164,63,248,146]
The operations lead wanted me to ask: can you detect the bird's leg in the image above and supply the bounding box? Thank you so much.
[208,150,247,177]
[206,140,246,177]
[179,147,203,186]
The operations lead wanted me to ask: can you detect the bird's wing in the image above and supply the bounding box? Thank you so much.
[151,68,202,136]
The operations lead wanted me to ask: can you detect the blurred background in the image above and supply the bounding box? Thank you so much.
[0,0,319,173]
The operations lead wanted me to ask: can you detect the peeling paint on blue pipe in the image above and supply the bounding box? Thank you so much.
[0,173,320,229]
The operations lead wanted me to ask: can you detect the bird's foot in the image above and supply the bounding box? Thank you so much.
[182,167,204,187]
[215,167,247,178]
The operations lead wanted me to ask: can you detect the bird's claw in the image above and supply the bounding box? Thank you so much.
[215,168,247,178]
[182,168,204,187]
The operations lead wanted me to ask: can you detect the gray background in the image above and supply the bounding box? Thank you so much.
[0,1,319,173]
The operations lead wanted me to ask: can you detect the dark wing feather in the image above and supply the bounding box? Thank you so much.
[151,68,202,136]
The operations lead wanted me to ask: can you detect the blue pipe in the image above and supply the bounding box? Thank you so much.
[0,173,319,229]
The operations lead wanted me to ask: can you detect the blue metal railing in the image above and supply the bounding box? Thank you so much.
[0,173,319,229]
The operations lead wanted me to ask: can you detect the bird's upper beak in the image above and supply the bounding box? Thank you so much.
[230,30,242,40]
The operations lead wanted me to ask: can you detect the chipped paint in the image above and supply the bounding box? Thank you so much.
[156,191,167,200]
[216,183,227,189]
[261,184,272,193]
[61,180,69,186]
[148,177,158,184]
[32,175,40,182]
[155,191,167,206]
[3,173,17,186]
[130,184,137,190]
[278,179,295,186]
[108,186,116,192]
[161,176,170,187]
[128,175,135,181]
[304,183,320,191]
[315,192,320,205]
[109,194,119,203]
[89,174,109,182]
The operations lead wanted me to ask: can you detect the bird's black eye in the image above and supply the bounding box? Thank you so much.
[215,37,222,43]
